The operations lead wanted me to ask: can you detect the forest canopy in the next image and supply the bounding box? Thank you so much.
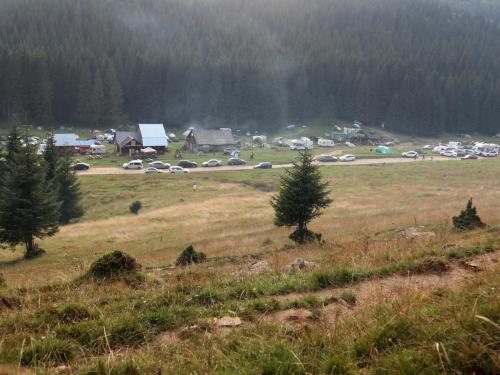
[0,0,499,135]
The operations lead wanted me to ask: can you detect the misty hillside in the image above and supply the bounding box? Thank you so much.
[0,0,499,135]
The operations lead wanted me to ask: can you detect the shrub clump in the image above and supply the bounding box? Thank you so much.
[129,200,142,215]
[87,251,141,279]
[21,337,76,366]
[452,198,485,231]
[175,245,207,266]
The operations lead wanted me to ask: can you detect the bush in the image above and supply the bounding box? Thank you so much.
[340,291,357,305]
[175,245,207,266]
[57,303,93,323]
[87,251,141,279]
[21,337,76,366]
[129,201,142,215]
[452,198,485,231]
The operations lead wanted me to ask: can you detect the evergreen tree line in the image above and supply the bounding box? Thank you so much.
[0,128,83,258]
[0,0,499,135]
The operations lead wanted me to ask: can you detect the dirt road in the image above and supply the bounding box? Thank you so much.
[77,156,457,176]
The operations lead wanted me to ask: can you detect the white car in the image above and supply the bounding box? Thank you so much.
[122,160,143,169]
[422,145,433,150]
[482,151,498,157]
[144,167,161,174]
[149,161,171,169]
[440,150,457,158]
[339,154,356,162]
[402,151,419,158]
[170,166,190,173]
[202,159,222,167]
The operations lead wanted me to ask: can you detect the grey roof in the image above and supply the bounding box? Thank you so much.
[53,133,79,147]
[138,124,168,147]
[115,131,141,147]
[191,129,235,146]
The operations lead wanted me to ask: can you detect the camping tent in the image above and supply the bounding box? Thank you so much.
[141,147,158,155]
[375,146,392,155]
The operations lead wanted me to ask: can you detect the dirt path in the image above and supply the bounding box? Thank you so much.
[79,156,457,175]
[262,252,499,326]
[158,252,498,344]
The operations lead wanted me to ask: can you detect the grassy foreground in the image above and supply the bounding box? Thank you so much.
[0,158,499,373]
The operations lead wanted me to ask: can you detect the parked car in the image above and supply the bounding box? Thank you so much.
[202,159,222,167]
[254,162,272,169]
[170,166,190,173]
[178,160,198,168]
[339,154,356,162]
[402,151,418,158]
[461,154,478,160]
[72,162,90,171]
[122,160,143,169]
[482,151,498,157]
[440,150,457,158]
[318,154,338,162]
[148,161,170,169]
[144,167,161,174]
[227,158,246,165]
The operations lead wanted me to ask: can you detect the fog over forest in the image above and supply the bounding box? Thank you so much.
[0,0,499,135]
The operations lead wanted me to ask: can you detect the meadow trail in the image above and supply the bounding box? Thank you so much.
[160,251,499,343]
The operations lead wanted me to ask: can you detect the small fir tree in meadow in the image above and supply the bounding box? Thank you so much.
[452,198,485,231]
[271,150,332,244]
[129,201,142,215]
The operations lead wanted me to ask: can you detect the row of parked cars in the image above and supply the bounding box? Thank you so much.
[122,158,273,173]
[316,154,356,162]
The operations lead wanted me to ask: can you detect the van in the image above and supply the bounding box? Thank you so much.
[317,138,335,147]
[122,160,143,169]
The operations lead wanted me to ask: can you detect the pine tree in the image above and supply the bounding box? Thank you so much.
[90,69,104,126]
[55,152,84,224]
[30,59,52,125]
[103,62,125,125]
[271,150,332,244]
[0,138,60,258]
[75,65,93,125]
[43,133,58,181]
[452,198,485,231]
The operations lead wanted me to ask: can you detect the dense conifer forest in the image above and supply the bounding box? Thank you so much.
[0,0,499,135]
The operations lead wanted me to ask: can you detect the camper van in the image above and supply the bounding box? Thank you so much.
[317,138,335,147]
[90,145,107,155]
[290,137,313,150]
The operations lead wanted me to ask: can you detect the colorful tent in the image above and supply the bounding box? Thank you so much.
[375,146,392,154]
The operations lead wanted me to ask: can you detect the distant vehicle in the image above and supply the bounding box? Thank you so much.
[345,142,356,148]
[286,124,296,129]
[339,154,356,162]
[461,154,478,160]
[144,167,161,174]
[170,166,189,173]
[254,162,272,169]
[422,145,433,150]
[148,161,170,169]
[178,160,198,168]
[90,145,107,155]
[482,151,498,157]
[440,150,457,158]
[317,138,335,147]
[202,159,222,167]
[72,162,90,171]
[455,149,467,157]
[318,154,338,162]
[227,158,246,165]
[122,160,143,169]
[402,151,418,158]
[290,137,313,150]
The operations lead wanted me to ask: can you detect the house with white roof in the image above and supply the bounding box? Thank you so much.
[114,124,169,156]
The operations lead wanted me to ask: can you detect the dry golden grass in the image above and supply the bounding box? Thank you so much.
[0,160,499,287]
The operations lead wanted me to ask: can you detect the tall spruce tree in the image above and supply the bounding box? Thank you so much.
[43,133,58,181]
[271,150,332,244]
[56,152,84,224]
[0,138,60,258]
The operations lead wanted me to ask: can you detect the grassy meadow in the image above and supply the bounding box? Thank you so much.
[0,157,499,374]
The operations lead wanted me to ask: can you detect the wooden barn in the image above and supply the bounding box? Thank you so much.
[184,128,235,152]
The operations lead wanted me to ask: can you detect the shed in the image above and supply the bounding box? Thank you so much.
[114,131,142,156]
[184,129,235,152]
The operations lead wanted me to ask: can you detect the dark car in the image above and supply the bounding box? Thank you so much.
[254,162,272,169]
[72,162,90,171]
[227,158,246,166]
[178,160,198,168]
